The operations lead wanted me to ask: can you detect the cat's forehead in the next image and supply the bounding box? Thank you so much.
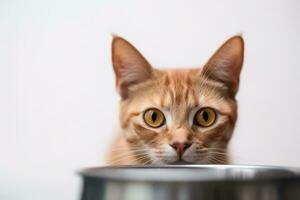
[146,68,228,108]
[157,68,199,82]
[155,68,223,95]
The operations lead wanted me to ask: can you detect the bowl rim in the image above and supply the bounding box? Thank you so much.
[78,164,300,183]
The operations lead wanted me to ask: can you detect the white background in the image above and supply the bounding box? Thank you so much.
[0,0,299,199]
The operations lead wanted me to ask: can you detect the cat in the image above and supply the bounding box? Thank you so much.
[106,35,244,165]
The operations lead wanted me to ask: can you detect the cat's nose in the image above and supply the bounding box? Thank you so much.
[170,142,192,159]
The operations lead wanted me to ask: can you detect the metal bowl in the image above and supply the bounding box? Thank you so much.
[79,165,300,200]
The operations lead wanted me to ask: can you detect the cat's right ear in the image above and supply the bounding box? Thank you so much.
[111,36,152,99]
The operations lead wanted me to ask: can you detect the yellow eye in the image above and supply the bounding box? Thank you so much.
[143,108,165,128]
[194,108,216,127]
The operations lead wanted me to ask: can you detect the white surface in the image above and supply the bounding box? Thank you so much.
[0,0,299,199]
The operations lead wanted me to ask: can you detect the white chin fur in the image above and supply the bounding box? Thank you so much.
[157,143,207,164]
[150,144,178,164]
[149,143,210,165]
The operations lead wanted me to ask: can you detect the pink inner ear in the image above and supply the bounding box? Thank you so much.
[111,36,152,99]
[202,36,244,95]
[117,63,152,98]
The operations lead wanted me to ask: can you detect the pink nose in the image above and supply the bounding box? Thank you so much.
[170,142,192,159]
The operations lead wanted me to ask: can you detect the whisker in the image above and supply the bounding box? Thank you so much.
[134,153,153,165]
[208,153,227,164]
[108,151,149,165]
[108,154,148,165]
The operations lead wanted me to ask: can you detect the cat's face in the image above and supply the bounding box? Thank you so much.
[112,36,244,164]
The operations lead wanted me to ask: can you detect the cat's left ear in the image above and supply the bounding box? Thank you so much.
[111,36,152,99]
[202,35,244,96]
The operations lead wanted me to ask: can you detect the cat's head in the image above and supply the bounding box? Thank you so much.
[111,36,244,164]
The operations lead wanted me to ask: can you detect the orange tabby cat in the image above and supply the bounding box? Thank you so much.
[107,35,244,165]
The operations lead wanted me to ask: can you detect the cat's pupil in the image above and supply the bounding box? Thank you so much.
[203,111,209,121]
[151,112,157,122]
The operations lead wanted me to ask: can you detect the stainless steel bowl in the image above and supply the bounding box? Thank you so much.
[79,165,300,200]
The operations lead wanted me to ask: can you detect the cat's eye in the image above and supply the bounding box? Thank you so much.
[143,108,165,128]
[194,108,216,127]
